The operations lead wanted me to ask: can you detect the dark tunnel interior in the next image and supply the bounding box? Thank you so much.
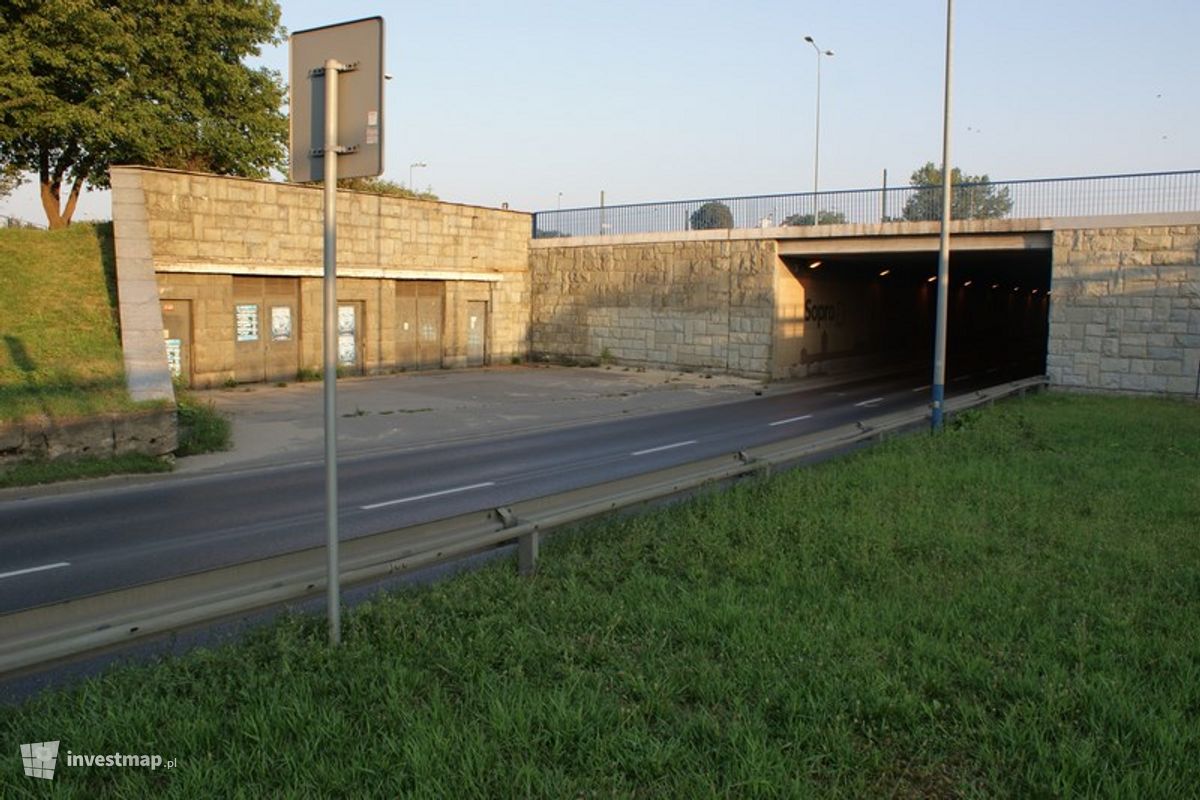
[779,248,1052,381]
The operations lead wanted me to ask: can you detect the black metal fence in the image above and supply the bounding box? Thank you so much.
[532,170,1200,239]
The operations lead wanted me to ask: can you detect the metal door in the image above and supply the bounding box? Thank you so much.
[337,302,364,373]
[160,300,192,386]
[467,300,487,367]
[233,277,265,383]
[395,284,419,369]
[263,278,300,382]
[416,282,444,369]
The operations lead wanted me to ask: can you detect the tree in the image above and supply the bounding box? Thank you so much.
[783,210,848,226]
[689,201,734,230]
[0,164,22,198]
[337,177,438,201]
[0,0,287,228]
[902,162,1013,222]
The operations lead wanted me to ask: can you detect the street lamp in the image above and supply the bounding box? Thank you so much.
[803,35,833,225]
[409,161,427,190]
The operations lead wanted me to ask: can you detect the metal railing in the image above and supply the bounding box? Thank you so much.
[532,170,1200,239]
[1,214,46,230]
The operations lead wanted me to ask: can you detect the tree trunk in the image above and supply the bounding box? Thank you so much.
[39,180,67,229]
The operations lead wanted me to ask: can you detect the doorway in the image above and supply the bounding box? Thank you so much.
[467,301,488,367]
[160,299,192,386]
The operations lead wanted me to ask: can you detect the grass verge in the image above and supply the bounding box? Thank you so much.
[0,454,171,489]
[1,393,1198,797]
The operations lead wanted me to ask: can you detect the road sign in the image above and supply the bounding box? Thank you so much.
[289,16,385,183]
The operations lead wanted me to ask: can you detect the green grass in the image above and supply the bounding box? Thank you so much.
[0,223,137,421]
[175,394,231,457]
[2,394,1198,798]
[0,454,172,489]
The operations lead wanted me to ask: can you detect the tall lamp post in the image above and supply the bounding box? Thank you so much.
[409,161,427,190]
[804,35,833,225]
[931,0,955,430]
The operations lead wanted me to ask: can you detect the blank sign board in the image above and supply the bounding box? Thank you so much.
[289,16,385,183]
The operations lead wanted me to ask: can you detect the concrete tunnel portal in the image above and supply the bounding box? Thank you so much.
[774,241,1052,384]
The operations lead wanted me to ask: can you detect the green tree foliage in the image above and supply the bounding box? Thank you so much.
[0,0,287,228]
[0,165,22,199]
[902,162,1013,222]
[336,177,438,201]
[783,210,848,226]
[689,201,734,230]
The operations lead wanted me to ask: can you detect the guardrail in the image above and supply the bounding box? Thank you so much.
[0,377,1047,677]
[532,170,1200,238]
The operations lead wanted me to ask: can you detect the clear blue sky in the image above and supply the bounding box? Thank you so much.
[3,0,1197,222]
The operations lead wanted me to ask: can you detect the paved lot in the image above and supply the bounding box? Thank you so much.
[179,365,767,473]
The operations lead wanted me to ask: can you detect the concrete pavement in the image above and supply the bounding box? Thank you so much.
[178,364,767,474]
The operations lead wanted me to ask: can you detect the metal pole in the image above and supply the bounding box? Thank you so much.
[813,48,821,225]
[805,36,832,226]
[599,189,605,235]
[931,0,954,431]
[322,57,342,645]
[882,168,888,222]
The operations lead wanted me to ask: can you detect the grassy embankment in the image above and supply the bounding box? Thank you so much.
[0,223,132,420]
[2,393,1197,797]
[0,224,228,485]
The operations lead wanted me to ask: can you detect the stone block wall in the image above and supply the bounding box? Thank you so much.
[530,239,777,377]
[112,167,532,387]
[0,408,177,467]
[1048,224,1200,395]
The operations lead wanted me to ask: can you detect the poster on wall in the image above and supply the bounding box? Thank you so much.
[165,339,182,378]
[271,306,293,341]
[337,305,357,366]
[235,304,259,342]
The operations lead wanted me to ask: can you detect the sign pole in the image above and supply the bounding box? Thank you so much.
[323,57,342,645]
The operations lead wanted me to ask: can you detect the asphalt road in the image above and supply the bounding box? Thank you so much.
[0,364,1036,614]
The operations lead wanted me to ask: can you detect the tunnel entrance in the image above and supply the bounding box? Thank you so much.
[775,248,1052,383]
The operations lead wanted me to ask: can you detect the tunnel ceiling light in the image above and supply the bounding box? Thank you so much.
[992,283,1000,289]
[1013,286,1020,292]
[1031,288,1039,294]
[808,260,822,269]
[963,280,973,287]
[927,275,937,283]
[878,269,891,277]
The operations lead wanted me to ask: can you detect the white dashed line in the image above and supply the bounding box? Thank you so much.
[632,440,697,457]
[854,397,884,408]
[0,562,70,581]
[361,482,495,510]
[769,414,814,427]
[912,385,931,393]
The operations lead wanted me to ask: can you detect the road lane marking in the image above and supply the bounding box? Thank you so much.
[361,482,495,510]
[769,414,814,427]
[0,562,70,581]
[632,440,697,456]
[911,385,931,393]
[854,397,884,408]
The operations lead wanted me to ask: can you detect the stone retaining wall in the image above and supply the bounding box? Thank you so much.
[1048,224,1200,395]
[530,239,777,377]
[0,408,177,467]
